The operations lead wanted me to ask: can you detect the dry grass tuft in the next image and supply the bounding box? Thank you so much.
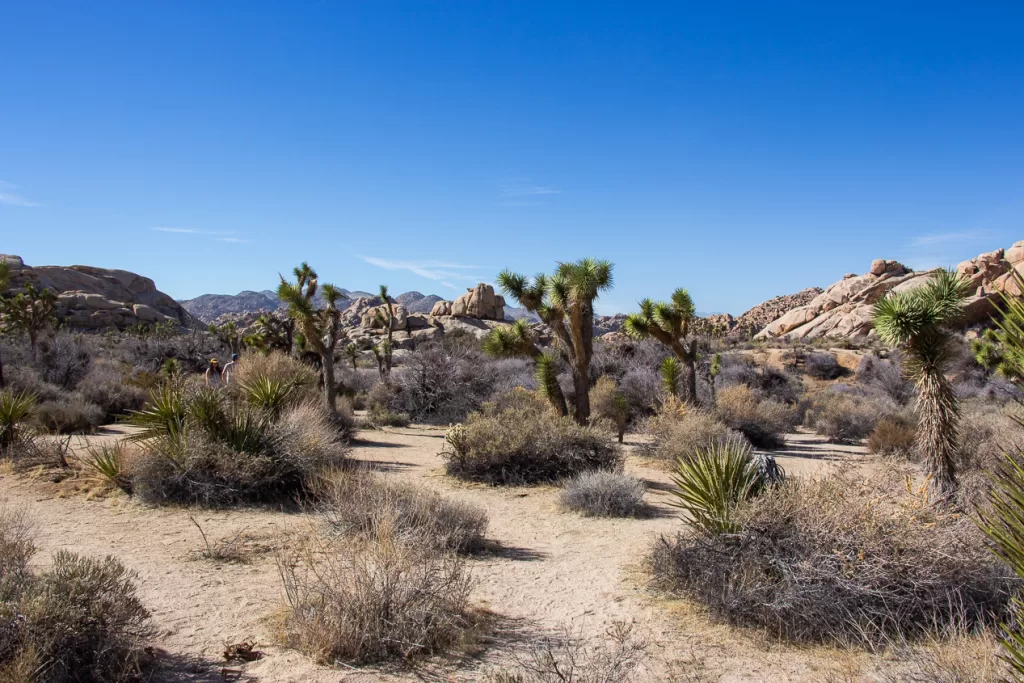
[560,471,647,518]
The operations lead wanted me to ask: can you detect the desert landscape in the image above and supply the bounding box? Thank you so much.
[1,245,1023,682]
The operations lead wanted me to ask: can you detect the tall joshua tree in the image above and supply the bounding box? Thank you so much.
[1,282,57,361]
[498,258,613,425]
[623,288,699,404]
[373,285,395,379]
[484,319,569,416]
[873,269,972,498]
[277,262,346,413]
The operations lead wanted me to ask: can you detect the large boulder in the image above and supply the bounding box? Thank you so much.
[435,283,505,321]
[757,244,1023,340]
[1,254,191,330]
[360,303,409,331]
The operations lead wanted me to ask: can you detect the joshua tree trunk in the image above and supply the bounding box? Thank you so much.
[917,370,960,498]
[572,361,591,426]
[28,330,38,362]
[322,350,337,413]
[0,351,5,388]
[569,305,595,425]
[669,338,699,405]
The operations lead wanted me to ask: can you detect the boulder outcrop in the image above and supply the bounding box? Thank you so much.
[757,243,1024,340]
[431,283,505,321]
[1,254,192,330]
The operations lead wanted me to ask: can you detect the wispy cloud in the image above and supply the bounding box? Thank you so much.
[500,184,561,197]
[908,230,994,248]
[0,181,39,207]
[356,255,485,289]
[151,227,249,242]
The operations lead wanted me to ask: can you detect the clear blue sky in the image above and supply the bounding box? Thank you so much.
[2,2,1023,314]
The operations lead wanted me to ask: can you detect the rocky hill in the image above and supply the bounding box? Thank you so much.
[1,254,193,330]
[757,242,1023,339]
[729,287,823,338]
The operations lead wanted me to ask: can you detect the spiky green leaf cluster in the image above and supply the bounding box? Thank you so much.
[623,287,696,343]
[0,389,36,448]
[668,441,774,535]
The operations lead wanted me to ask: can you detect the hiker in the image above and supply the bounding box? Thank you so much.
[205,358,224,389]
[223,353,239,385]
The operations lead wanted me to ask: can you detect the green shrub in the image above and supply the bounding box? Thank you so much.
[442,390,621,484]
[0,389,36,449]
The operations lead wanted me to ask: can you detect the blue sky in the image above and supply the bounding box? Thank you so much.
[2,2,1023,315]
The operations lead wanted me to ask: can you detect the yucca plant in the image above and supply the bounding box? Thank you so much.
[0,389,37,449]
[484,320,569,416]
[498,258,614,424]
[668,441,778,535]
[624,288,700,404]
[219,407,275,454]
[81,442,133,494]
[873,268,972,498]
[241,375,295,416]
[125,383,186,441]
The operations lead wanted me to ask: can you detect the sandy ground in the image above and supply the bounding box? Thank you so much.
[0,426,889,682]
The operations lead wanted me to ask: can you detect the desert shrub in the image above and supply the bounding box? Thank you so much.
[76,359,147,421]
[37,333,92,390]
[319,470,488,553]
[226,351,319,403]
[0,507,154,682]
[803,388,896,442]
[643,409,748,462]
[34,395,104,434]
[652,471,1013,648]
[857,352,914,404]
[364,403,411,428]
[279,525,474,665]
[0,390,37,450]
[390,344,492,424]
[442,390,621,485]
[560,471,647,517]
[589,376,631,442]
[128,387,346,507]
[616,366,663,416]
[805,352,842,380]
[714,384,796,449]
[718,357,803,405]
[868,414,918,457]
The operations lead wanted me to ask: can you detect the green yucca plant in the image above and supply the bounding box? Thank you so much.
[668,441,771,535]
[219,407,275,454]
[0,389,37,448]
[125,383,186,441]
[624,287,700,404]
[81,442,133,494]
[660,357,682,399]
[241,375,295,416]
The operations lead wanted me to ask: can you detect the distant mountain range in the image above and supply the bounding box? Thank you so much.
[179,288,538,323]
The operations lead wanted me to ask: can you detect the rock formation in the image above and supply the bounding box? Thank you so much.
[757,243,1024,340]
[1,254,192,330]
[729,287,824,338]
[431,283,506,321]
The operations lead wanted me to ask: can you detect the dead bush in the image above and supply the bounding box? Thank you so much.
[643,409,749,462]
[650,470,1013,648]
[76,359,147,421]
[0,506,154,682]
[319,470,488,553]
[279,525,474,665]
[868,414,918,457]
[33,395,104,434]
[804,388,897,442]
[442,390,621,484]
[560,471,647,517]
[714,385,797,449]
[805,352,843,380]
[857,353,914,405]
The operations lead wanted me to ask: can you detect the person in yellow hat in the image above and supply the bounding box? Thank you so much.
[205,358,224,389]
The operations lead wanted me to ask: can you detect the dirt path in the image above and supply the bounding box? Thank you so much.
[0,427,879,682]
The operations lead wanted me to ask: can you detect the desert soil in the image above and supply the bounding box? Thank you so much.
[0,426,883,682]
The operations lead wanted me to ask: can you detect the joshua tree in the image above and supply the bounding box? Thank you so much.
[660,357,682,400]
[498,258,614,425]
[373,285,395,379]
[277,262,347,413]
[484,319,569,416]
[344,343,359,370]
[208,321,242,354]
[873,269,972,498]
[709,352,722,403]
[1,282,57,361]
[245,313,294,354]
[623,288,699,404]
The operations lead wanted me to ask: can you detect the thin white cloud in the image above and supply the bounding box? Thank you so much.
[151,227,249,242]
[908,230,994,247]
[216,237,249,244]
[0,181,39,207]
[356,255,485,286]
[500,184,561,197]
